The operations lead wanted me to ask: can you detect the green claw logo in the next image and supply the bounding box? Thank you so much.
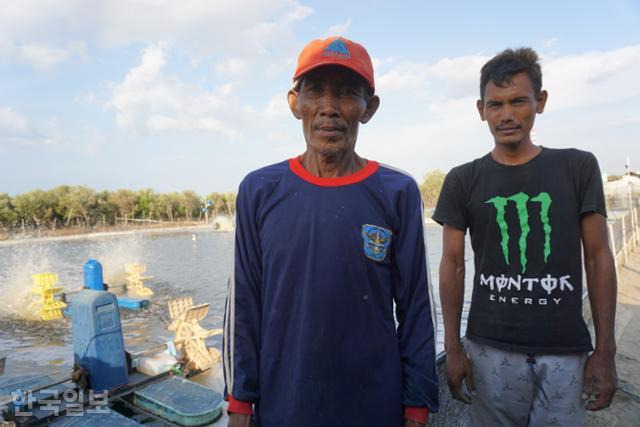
[485,192,551,273]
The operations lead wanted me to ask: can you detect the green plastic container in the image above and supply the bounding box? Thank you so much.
[133,376,223,426]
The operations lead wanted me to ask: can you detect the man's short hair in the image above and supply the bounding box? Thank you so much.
[479,47,542,100]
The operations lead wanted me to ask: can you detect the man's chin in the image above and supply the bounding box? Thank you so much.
[494,138,524,148]
[309,140,352,157]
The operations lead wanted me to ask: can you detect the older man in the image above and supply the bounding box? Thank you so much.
[223,36,439,427]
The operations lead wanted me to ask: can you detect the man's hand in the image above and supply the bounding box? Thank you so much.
[228,413,252,427]
[582,350,617,410]
[404,419,426,427]
[445,346,476,404]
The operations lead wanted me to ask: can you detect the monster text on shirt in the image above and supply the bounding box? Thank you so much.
[483,191,573,306]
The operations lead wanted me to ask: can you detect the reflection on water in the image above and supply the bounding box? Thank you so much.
[0,225,472,385]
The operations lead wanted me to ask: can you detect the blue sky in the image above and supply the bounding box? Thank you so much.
[1,0,639,195]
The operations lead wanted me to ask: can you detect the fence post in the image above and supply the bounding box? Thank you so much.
[631,209,636,250]
[622,215,628,264]
[634,205,640,247]
[609,223,618,276]
[636,206,640,244]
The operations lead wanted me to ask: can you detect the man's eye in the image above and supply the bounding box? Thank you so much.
[340,87,360,97]
[304,84,322,93]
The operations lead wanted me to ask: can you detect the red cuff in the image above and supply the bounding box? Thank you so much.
[404,406,429,424]
[226,395,253,415]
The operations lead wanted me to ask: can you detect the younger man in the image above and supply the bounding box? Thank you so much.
[434,47,617,426]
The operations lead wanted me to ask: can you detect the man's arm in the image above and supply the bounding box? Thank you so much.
[392,182,439,425]
[439,224,475,403]
[581,212,618,410]
[223,179,263,425]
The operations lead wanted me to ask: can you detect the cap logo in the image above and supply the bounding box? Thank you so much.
[322,38,350,59]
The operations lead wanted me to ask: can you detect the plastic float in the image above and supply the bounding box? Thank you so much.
[124,263,154,298]
[28,273,67,321]
[0,287,224,426]
[167,297,222,372]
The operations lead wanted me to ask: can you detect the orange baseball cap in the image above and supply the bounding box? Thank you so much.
[293,36,375,92]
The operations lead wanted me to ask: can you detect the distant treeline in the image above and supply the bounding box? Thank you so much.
[0,186,236,231]
[419,170,445,208]
[1,170,446,233]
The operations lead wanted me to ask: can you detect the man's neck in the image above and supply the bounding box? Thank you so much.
[491,140,541,166]
[299,150,366,178]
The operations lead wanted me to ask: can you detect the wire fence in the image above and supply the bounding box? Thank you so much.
[608,205,640,276]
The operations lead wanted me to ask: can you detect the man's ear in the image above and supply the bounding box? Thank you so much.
[359,95,380,124]
[288,90,302,120]
[536,90,548,114]
[476,98,486,121]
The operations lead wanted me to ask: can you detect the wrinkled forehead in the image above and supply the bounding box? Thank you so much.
[298,65,371,91]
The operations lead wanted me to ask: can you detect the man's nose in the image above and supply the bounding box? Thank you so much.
[499,105,515,123]
[318,91,339,117]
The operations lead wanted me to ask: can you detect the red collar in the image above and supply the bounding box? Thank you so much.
[289,157,379,187]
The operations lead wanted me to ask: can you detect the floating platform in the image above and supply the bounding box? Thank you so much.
[133,376,223,426]
[117,297,150,310]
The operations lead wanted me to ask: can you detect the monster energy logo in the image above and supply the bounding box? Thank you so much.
[485,192,551,273]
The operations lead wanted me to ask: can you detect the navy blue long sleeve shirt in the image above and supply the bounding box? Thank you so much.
[223,158,438,426]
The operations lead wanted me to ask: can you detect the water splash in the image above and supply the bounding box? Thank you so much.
[0,235,147,319]
[86,236,146,287]
[0,245,57,318]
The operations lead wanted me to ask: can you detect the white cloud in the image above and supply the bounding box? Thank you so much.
[264,93,290,118]
[325,18,352,37]
[106,43,241,138]
[0,107,67,148]
[215,58,247,75]
[376,45,640,111]
[0,1,308,46]
[376,54,487,98]
[18,41,86,71]
[357,45,640,179]
[544,45,640,110]
[0,107,29,134]
[147,116,241,139]
[0,1,313,71]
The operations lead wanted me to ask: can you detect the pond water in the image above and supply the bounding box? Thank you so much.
[0,224,473,390]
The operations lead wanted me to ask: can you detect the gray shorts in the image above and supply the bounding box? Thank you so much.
[464,338,587,427]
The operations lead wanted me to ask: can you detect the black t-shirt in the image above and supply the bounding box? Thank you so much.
[433,147,606,353]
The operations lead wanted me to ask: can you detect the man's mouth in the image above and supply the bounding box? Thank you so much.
[497,126,520,133]
[315,125,346,136]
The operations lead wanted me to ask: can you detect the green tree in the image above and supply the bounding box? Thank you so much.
[420,170,446,208]
[57,186,97,227]
[180,191,201,221]
[158,192,181,222]
[0,193,16,228]
[110,189,137,224]
[12,189,57,229]
[95,191,118,226]
[223,192,236,215]
[49,186,72,227]
[136,189,160,220]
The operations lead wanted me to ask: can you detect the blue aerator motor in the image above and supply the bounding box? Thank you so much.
[83,259,105,291]
[72,290,129,392]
